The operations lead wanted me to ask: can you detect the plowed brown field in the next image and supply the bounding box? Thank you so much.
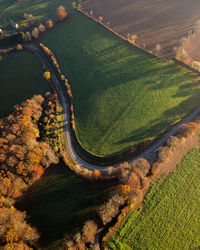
[83,0,200,58]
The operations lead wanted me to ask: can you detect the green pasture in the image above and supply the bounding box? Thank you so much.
[16,161,112,248]
[0,0,77,31]
[0,51,50,118]
[107,147,200,249]
[0,0,15,13]
[42,12,200,156]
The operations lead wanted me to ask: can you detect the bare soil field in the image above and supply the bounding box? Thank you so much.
[83,0,200,58]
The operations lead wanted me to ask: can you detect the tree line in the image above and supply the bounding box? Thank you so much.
[0,94,59,248]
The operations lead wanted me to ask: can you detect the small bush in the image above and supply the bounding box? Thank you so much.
[134,158,150,176]
[158,146,171,162]
[98,194,125,225]
[166,136,180,148]
[151,162,161,177]
[38,24,46,33]
[31,27,39,39]
[82,220,98,243]
[178,122,198,138]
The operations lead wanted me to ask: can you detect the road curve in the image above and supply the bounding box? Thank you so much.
[23,44,200,172]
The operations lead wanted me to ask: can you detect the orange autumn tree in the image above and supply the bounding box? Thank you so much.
[16,44,23,50]
[93,169,101,179]
[45,19,54,29]
[0,95,59,199]
[56,6,67,21]
[117,184,131,195]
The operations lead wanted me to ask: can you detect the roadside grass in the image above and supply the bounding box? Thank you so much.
[0,51,50,118]
[106,147,200,249]
[16,161,112,249]
[42,12,200,156]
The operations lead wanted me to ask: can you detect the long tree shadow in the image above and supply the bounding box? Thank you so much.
[16,162,114,247]
[116,92,200,146]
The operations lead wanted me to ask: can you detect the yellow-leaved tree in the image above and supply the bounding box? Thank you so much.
[43,71,51,80]
[16,44,23,50]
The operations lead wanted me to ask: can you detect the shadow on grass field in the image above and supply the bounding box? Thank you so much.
[0,0,15,13]
[42,12,200,156]
[0,51,50,118]
[16,161,113,249]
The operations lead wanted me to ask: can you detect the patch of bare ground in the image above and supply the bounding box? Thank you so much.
[82,0,200,58]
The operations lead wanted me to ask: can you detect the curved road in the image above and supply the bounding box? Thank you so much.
[24,44,200,172]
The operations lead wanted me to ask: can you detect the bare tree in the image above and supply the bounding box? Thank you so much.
[82,220,98,243]
[99,16,103,23]
[130,34,138,44]
[90,10,93,16]
[155,43,162,56]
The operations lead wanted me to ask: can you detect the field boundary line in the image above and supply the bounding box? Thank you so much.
[77,8,160,60]
[78,5,200,76]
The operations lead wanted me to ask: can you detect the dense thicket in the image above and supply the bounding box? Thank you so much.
[0,94,59,248]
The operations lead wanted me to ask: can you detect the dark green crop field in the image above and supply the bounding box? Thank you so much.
[42,12,200,156]
[107,147,200,249]
[0,51,50,118]
[16,162,111,249]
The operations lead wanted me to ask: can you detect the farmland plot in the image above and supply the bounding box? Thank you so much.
[43,13,200,157]
[107,147,200,249]
[83,0,200,58]
[0,51,50,118]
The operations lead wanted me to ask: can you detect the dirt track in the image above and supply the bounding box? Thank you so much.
[83,0,200,58]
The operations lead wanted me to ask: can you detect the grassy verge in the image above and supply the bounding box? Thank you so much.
[42,12,200,156]
[106,147,200,249]
[16,161,113,249]
[0,51,50,118]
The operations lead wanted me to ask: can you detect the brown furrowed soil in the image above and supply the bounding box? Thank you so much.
[82,0,200,58]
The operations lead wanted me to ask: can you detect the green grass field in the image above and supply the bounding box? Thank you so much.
[0,0,15,13]
[107,147,200,249]
[42,12,200,156]
[0,51,50,118]
[0,0,75,31]
[16,161,112,249]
